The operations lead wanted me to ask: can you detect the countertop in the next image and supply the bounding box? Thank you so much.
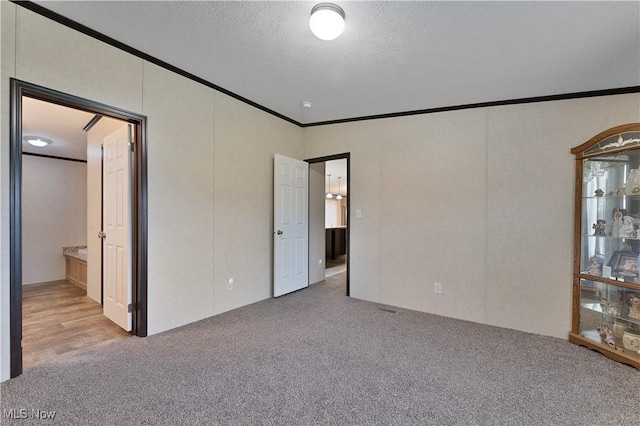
[63,246,87,262]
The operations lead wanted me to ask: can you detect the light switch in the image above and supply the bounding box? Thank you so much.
[356,209,363,219]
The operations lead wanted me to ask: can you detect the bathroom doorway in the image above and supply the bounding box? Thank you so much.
[20,98,132,368]
[10,80,148,378]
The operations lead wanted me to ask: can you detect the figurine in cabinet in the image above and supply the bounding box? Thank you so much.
[598,324,615,346]
[611,209,625,237]
[593,220,607,236]
[587,256,603,276]
[593,220,607,235]
[627,294,640,320]
[626,168,640,195]
[610,209,636,238]
[621,216,637,238]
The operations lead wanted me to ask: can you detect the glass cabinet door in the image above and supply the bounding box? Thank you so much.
[579,279,640,356]
[580,155,640,281]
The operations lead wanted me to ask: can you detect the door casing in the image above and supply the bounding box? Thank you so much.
[9,79,148,378]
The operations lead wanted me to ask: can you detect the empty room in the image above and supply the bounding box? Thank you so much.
[1,1,639,425]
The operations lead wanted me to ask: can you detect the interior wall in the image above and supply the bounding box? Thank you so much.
[21,155,87,284]
[143,62,215,333]
[212,92,302,316]
[325,199,341,228]
[0,4,302,380]
[303,93,640,339]
[309,162,325,285]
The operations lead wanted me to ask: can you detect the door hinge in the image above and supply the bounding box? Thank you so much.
[128,303,134,313]
[128,142,135,152]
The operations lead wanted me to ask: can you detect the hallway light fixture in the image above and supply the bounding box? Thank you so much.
[336,176,343,200]
[326,174,333,199]
[24,136,51,147]
[309,3,345,41]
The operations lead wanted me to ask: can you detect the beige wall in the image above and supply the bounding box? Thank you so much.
[0,4,301,380]
[212,92,302,315]
[303,94,640,339]
[22,156,87,284]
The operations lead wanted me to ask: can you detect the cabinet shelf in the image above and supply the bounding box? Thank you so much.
[583,195,640,200]
[581,302,640,327]
[578,274,640,289]
[581,234,640,240]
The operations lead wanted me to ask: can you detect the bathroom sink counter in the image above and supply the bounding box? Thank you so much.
[63,246,87,289]
[63,246,87,262]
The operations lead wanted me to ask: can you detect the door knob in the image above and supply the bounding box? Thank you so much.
[276,230,283,235]
[98,231,106,239]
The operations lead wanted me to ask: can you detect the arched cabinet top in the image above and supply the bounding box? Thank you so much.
[571,123,640,159]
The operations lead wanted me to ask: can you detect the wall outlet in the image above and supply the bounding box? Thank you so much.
[227,277,234,291]
[434,282,442,294]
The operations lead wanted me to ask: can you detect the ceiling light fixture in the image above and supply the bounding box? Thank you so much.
[309,3,345,41]
[326,174,333,199]
[24,136,51,147]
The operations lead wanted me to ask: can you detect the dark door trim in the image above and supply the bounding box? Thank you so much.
[9,79,148,378]
[305,153,350,296]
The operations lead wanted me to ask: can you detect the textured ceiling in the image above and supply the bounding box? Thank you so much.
[30,1,640,125]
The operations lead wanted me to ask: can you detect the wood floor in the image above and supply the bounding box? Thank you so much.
[22,280,131,369]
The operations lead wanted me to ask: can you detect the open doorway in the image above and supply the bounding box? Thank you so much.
[10,80,148,378]
[307,153,350,296]
[21,98,132,368]
[324,159,348,278]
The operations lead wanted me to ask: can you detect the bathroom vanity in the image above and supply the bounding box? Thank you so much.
[63,246,87,289]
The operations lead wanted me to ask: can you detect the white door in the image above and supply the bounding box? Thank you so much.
[274,154,309,297]
[102,124,132,331]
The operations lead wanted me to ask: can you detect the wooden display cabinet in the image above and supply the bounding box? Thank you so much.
[570,123,640,369]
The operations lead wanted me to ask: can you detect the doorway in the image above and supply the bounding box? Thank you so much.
[10,80,148,378]
[306,153,350,296]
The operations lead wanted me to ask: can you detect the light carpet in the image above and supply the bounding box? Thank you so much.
[2,273,639,425]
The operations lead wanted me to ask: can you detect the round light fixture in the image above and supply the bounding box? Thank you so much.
[24,136,51,147]
[309,3,345,41]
